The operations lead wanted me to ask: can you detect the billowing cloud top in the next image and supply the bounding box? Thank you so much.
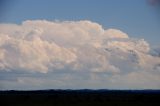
[0,20,160,90]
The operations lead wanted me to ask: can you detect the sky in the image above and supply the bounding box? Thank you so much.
[0,0,160,90]
[0,0,160,45]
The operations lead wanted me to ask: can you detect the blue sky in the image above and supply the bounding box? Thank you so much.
[0,0,160,45]
[0,0,160,90]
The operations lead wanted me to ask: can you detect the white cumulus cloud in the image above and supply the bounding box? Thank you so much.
[0,20,160,89]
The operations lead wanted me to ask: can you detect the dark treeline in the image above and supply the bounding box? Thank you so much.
[0,90,160,106]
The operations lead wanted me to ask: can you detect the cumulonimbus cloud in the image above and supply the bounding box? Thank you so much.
[0,20,160,89]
